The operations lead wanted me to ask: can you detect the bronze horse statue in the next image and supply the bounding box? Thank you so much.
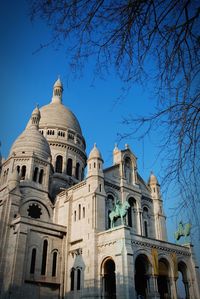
[109,200,130,228]
[174,221,191,243]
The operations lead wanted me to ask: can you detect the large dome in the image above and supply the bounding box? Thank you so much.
[39,102,82,135]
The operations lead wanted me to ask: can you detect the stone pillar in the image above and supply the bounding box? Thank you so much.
[139,208,143,235]
[72,158,76,177]
[168,277,177,299]
[147,275,160,299]
[63,155,67,174]
[135,209,140,234]
[183,280,190,299]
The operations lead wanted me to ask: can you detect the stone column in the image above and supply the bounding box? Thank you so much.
[168,276,178,299]
[72,158,76,177]
[183,280,190,299]
[147,275,160,299]
[63,155,67,174]
[139,208,143,235]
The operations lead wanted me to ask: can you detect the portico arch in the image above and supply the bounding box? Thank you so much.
[177,261,190,299]
[101,257,116,299]
[134,254,151,298]
[157,258,171,299]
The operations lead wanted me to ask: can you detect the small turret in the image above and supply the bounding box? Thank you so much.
[87,143,104,178]
[51,77,63,104]
[148,171,167,241]
[30,105,41,129]
[148,171,160,199]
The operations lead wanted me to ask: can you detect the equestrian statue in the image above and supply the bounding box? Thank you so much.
[174,221,192,243]
[109,200,130,228]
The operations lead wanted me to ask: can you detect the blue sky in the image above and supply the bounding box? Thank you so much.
[0,0,199,262]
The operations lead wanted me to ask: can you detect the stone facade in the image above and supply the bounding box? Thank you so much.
[0,79,199,299]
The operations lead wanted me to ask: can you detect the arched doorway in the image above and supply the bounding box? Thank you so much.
[157,258,171,299]
[135,254,150,298]
[101,258,116,299]
[177,261,190,299]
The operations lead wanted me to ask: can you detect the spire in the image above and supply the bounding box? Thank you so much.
[52,76,63,104]
[113,143,119,152]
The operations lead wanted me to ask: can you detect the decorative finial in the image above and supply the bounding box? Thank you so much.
[125,143,129,149]
[114,143,118,151]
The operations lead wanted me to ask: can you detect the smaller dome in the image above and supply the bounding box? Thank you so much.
[88,143,102,160]
[10,108,51,161]
[149,172,158,184]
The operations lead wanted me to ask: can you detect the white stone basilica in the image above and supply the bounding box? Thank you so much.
[0,79,199,299]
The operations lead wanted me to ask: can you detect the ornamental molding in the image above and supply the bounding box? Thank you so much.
[141,196,153,203]
[70,248,82,257]
[131,240,191,256]
[98,241,117,249]
[105,181,120,191]
[14,158,30,162]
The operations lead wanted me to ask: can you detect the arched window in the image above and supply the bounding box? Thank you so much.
[41,240,48,275]
[127,206,132,227]
[30,248,36,274]
[77,268,81,290]
[74,210,76,222]
[125,157,132,184]
[79,204,81,220]
[67,158,72,176]
[143,207,149,237]
[52,251,57,277]
[55,155,63,173]
[16,165,20,173]
[144,221,148,237]
[38,169,44,184]
[81,168,84,180]
[127,197,137,228]
[33,167,38,182]
[83,207,85,218]
[108,210,111,229]
[21,165,26,180]
[70,268,75,291]
[75,162,80,180]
